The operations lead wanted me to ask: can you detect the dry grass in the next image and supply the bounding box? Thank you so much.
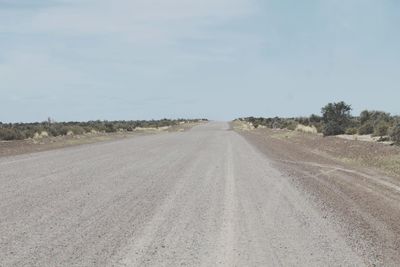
[270,130,298,140]
[247,127,400,178]
[33,131,49,139]
[336,134,394,145]
[340,155,400,178]
[378,155,400,177]
[295,124,318,134]
[134,126,171,132]
[232,121,255,131]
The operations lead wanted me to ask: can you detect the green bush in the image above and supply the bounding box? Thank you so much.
[309,114,322,124]
[345,127,358,135]
[69,126,85,135]
[390,124,400,145]
[0,128,25,140]
[359,110,370,125]
[323,121,345,136]
[359,110,392,137]
[374,121,389,137]
[104,123,116,133]
[358,122,374,135]
[285,120,298,131]
[321,101,352,136]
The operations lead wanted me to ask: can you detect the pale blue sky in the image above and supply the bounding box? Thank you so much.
[1,0,399,122]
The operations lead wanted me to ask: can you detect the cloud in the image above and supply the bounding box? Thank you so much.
[1,0,260,65]
[8,0,256,41]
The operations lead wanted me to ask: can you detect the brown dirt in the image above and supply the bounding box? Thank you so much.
[0,132,139,158]
[237,127,400,266]
[244,127,400,177]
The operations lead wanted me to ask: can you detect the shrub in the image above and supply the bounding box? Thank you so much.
[104,123,116,133]
[369,111,391,123]
[70,126,85,135]
[296,124,317,134]
[309,114,322,123]
[347,118,361,129]
[360,110,371,125]
[296,117,310,126]
[39,131,49,138]
[374,121,389,137]
[0,128,25,140]
[285,120,298,131]
[390,124,400,145]
[359,110,392,136]
[323,121,345,136]
[313,123,324,133]
[321,101,352,136]
[358,122,374,135]
[46,125,64,137]
[345,127,358,135]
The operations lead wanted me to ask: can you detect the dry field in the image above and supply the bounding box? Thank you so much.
[234,121,400,265]
[0,122,200,158]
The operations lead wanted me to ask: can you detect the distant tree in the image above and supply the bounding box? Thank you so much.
[360,110,370,125]
[321,101,352,136]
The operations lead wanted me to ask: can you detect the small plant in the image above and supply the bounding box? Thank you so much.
[345,128,358,135]
[296,124,317,134]
[285,120,298,131]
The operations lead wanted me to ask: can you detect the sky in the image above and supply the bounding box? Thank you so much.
[0,0,399,122]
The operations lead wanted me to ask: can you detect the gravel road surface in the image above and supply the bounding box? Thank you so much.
[0,122,397,266]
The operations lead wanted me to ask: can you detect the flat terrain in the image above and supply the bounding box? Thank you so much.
[0,123,196,158]
[1,122,399,266]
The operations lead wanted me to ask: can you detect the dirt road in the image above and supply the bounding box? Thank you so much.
[1,122,398,266]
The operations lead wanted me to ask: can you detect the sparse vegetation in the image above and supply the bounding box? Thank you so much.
[236,101,399,145]
[358,122,374,135]
[390,124,400,145]
[345,127,358,135]
[374,121,390,138]
[295,124,318,134]
[0,119,207,141]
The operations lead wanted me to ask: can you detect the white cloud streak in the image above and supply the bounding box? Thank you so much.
[6,0,257,42]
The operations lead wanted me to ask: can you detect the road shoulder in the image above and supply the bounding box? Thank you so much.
[235,126,400,266]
